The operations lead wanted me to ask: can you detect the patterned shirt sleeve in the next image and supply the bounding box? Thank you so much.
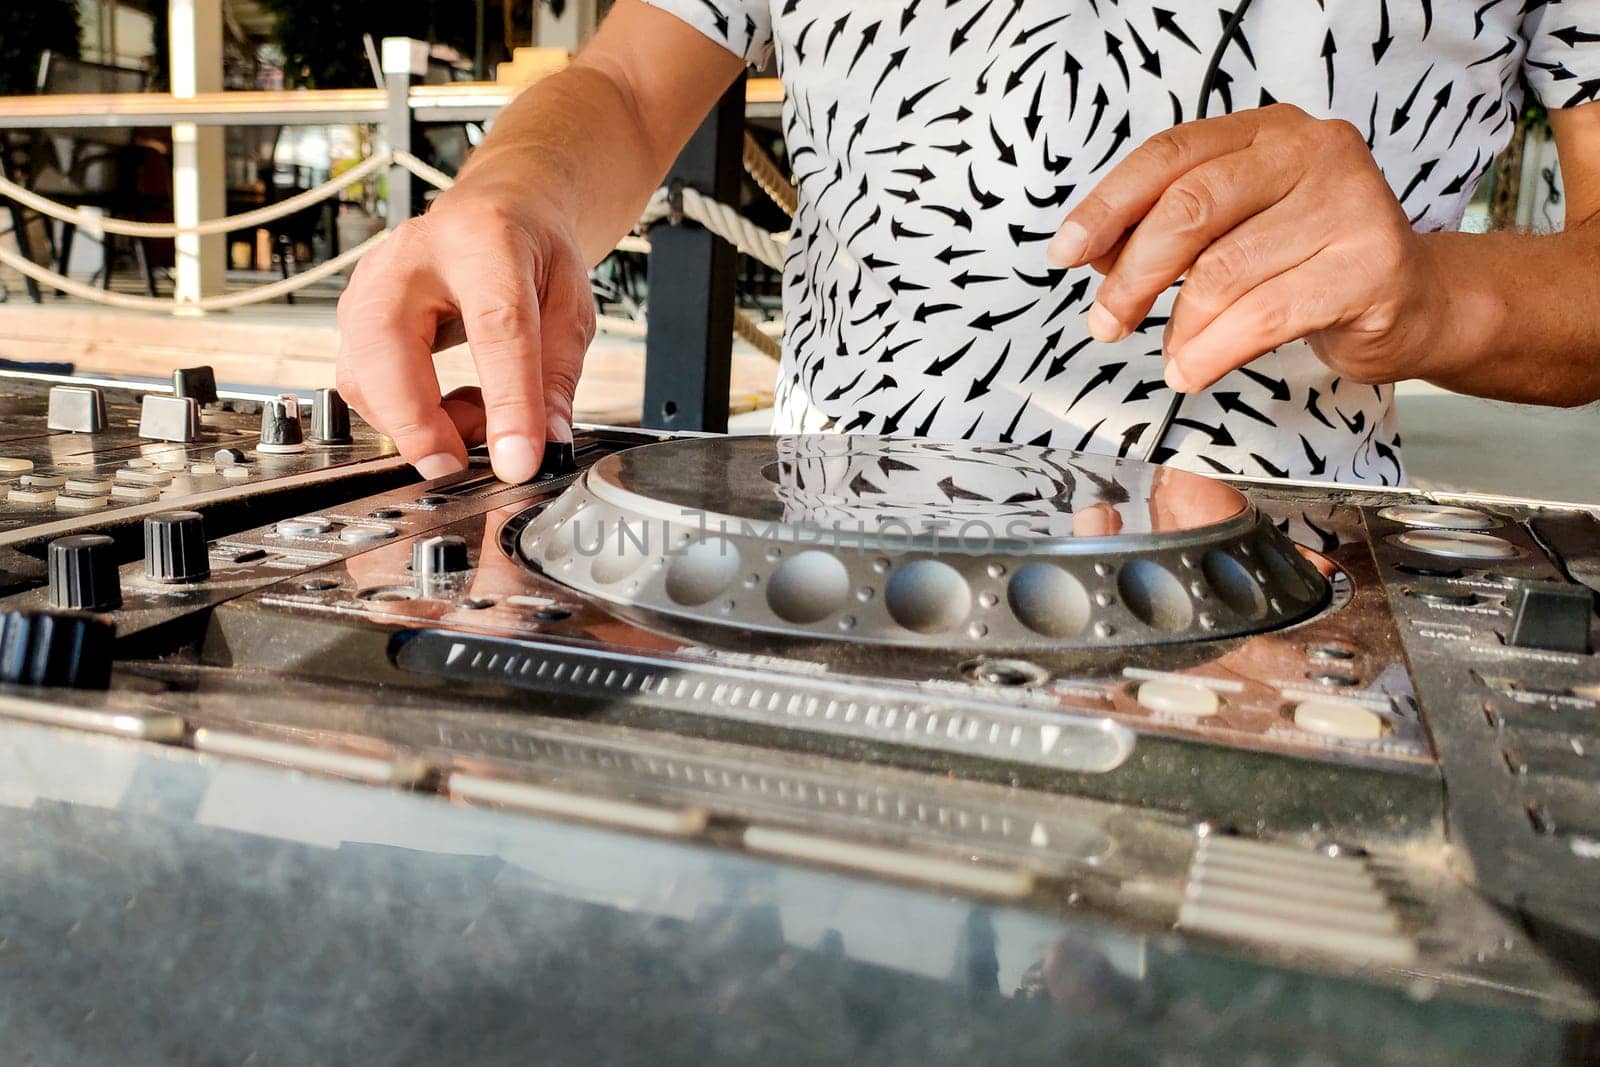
[1523,0,1600,109]
[638,0,774,67]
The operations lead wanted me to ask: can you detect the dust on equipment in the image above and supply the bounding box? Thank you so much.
[0,368,1597,1062]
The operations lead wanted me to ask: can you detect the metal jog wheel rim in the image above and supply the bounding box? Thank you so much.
[518,435,1330,650]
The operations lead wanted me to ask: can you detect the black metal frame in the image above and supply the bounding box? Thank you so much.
[641,74,746,434]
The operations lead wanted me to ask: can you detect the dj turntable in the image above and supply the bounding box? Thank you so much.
[0,368,1598,1062]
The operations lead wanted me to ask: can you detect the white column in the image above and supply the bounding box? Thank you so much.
[169,0,226,306]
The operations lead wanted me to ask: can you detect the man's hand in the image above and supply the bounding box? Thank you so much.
[335,190,594,483]
[1047,104,1445,395]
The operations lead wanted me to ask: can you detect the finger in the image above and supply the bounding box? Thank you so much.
[440,385,488,447]
[1086,148,1302,342]
[1072,503,1124,537]
[533,248,596,447]
[1049,108,1275,267]
[1165,255,1344,393]
[1165,198,1330,354]
[448,235,548,483]
[336,249,467,479]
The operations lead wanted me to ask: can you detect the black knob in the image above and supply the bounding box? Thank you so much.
[47,534,122,611]
[0,610,115,689]
[538,441,577,478]
[258,394,305,454]
[413,535,470,577]
[171,365,219,407]
[309,387,353,445]
[144,510,211,583]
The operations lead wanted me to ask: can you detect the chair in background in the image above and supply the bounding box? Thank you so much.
[25,50,163,298]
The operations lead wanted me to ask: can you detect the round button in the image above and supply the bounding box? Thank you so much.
[0,457,35,475]
[1136,679,1221,718]
[416,495,449,507]
[1378,504,1497,530]
[276,516,333,538]
[1293,699,1384,740]
[1405,583,1479,607]
[340,522,397,544]
[370,508,404,520]
[1396,530,1517,561]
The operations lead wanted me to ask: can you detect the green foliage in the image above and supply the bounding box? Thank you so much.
[0,0,82,95]
[262,0,478,88]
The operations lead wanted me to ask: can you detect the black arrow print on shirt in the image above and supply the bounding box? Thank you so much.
[1447,92,1486,150]
[975,55,999,94]
[886,187,918,204]
[1124,377,1167,402]
[1024,76,1046,139]
[1336,407,1366,435]
[898,78,948,120]
[1003,396,1038,443]
[1103,31,1131,88]
[887,275,927,294]
[1173,416,1236,447]
[1020,328,1065,378]
[877,336,914,364]
[698,0,729,36]
[967,343,1010,400]
[1299,434,1328,476]
[858,374,897,403]
[951,270,1004,288]
[913,396,943,437]
[1414,83,1452,149]
[1152,8,1199,52]
[970,302,1034,330]
[967,167,1002,209]
[1073,418,1106,452]
[936,246,983,264]
[1062,52,1082,118]
[899,0,918,33]
[1399,158,1439,203]
[1214,391,1274,426]
[923,203,973,229]
[1321,30,1336,106]
[1008,223,1055,243]
[1467,37,1516,70]
[1216,7,1256,68]
[989,119,1017,165]
[986,3,1021,53]
[846,21,880,77]
[870,47,908,101]
[1017,13,1069,46]
[1045,335,1094,380]
[823,367,866,402]
[1122,424,1156,459]
[889,217,929,240]
[950,3,986,51]
[1043,276,1093,326]
[913,302,960,322]
[1373,0,1393,63]
[848,299,892,326]
[1013,265,1067,287]
[1440,148,1484,196]
[1125,20,1162,76]
[793,17,817,63]
[1068,362,1126,411]
[930,105,973,125]
[1237,365,1290,402]
[1250,453,1290,479]
[1043,134,1072,172]
[878,391,920,435]
[1471,0,1505,39]
[1086,85,1111,141]
[1390,75,1432,137]
[824,13,848,57]
[1553,25,1600,46]
[1420,0,1433,40]
[1006,43,1054,94]
[1025,183,1075,208]
[1374,440,1402,484]
[1091,113,1133,170]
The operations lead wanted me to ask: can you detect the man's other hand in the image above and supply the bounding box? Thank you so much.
[1047,104,1448,395]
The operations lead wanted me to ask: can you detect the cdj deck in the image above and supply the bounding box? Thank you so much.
[1,368,1598,1062]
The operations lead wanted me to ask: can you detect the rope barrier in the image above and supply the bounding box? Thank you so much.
[742,132,796,217]
[0,147,793,371]
[0,151,394,239]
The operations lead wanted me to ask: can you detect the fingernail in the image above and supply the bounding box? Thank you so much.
[1086,301,1128,343]
[415,452,466,480]
[546,412,573,444]
[1047,220,1090,267]
[1164,360,1191,393]
[491,434,539,483]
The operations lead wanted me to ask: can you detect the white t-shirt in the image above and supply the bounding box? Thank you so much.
[643,0,1600,484]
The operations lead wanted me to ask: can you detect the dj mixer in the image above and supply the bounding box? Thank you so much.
[1,368,1597,1062]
